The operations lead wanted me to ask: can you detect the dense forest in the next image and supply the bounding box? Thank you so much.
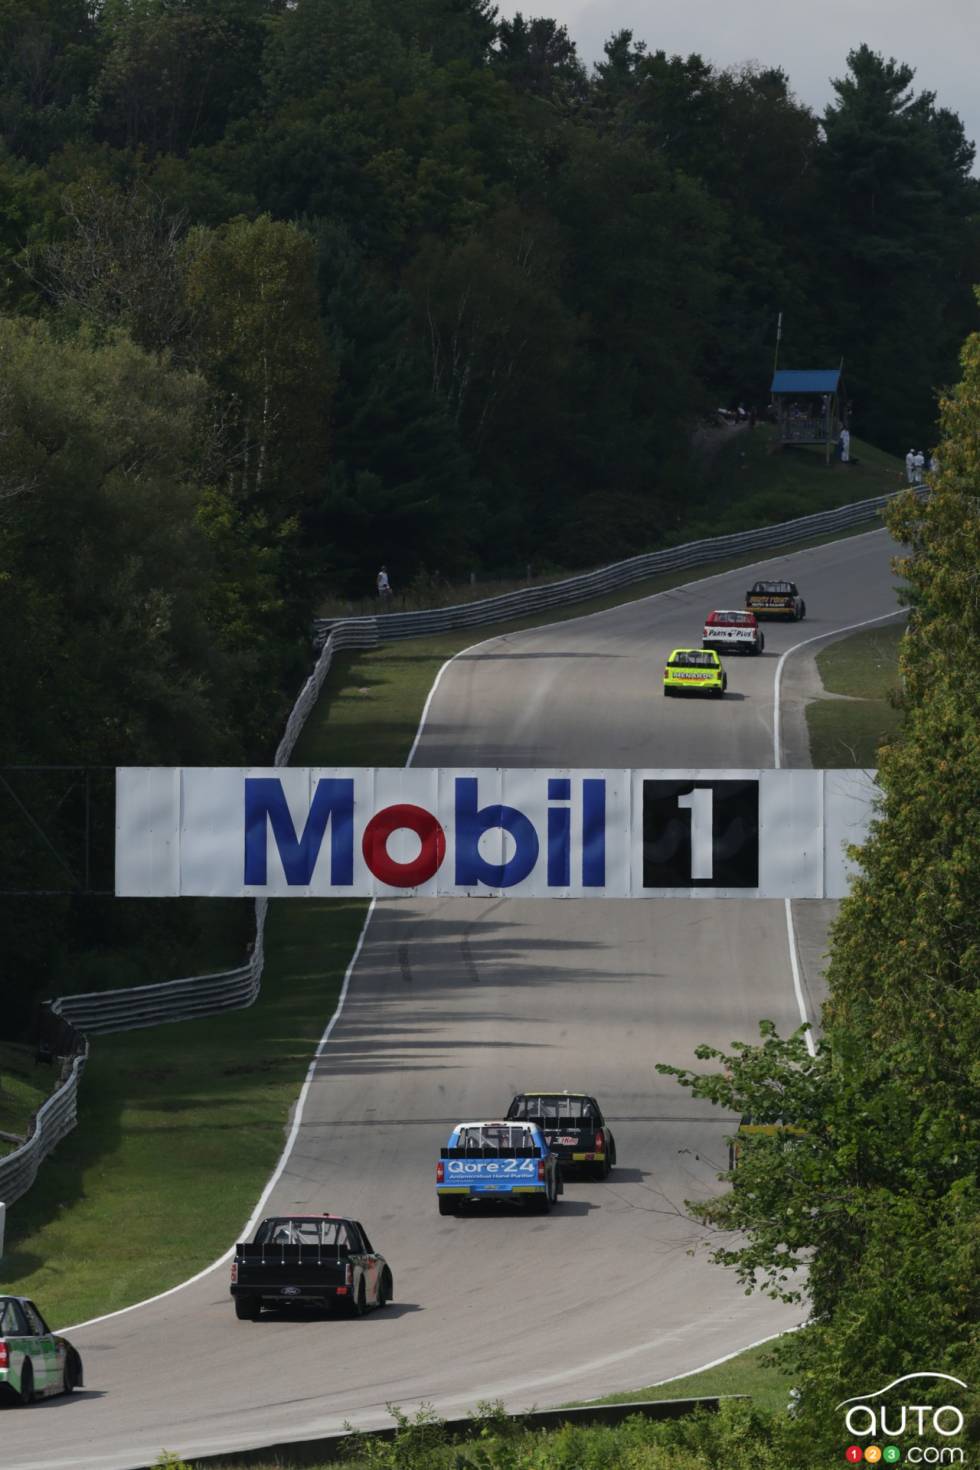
[1,0,978,1016]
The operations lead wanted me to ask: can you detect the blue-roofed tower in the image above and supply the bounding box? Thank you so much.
[770,366,845,464]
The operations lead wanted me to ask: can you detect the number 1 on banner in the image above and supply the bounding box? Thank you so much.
[676,788,714,880]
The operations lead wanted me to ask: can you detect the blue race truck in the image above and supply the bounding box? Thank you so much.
[436,1120,563,1215]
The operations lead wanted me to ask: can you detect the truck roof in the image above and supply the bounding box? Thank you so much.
[260,1213,346,1222]
[453,1119,533,1130]
[514,1089,588,1097]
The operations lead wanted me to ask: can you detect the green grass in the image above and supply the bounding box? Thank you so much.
[3,500,899,1326]
[694,428,903,534]
[305,517,894,770]
[0,899,367,1324]
[806,622,906,768]
[566,1337,794,1415]
[318,428,904,618]
[61,898,253,1000]
[0,1042,50,1158]
[815,620,906,699]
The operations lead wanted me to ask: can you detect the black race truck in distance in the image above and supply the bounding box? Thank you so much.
[744,579,806,620]
[505,1092,617,1179]
[231,1215,392,1320]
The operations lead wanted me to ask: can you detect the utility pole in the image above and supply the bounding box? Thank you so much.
[772,311,783,381]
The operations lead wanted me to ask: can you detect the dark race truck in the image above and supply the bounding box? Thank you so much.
[745,579,806,621]
[231,1215,392,1320]
[506,1092,617,1179]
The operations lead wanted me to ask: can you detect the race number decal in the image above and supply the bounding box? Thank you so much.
[642,779,759,888]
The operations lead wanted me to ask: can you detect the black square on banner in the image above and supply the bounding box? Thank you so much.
[642,779,760,888]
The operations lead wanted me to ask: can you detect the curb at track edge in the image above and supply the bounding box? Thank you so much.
[61,530,898,1345]
[774,607,907,1058]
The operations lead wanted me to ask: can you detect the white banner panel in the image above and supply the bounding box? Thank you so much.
[115,768,880,899]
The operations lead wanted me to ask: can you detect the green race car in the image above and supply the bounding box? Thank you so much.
[663,647,727,698]
[0,1296,83,1405]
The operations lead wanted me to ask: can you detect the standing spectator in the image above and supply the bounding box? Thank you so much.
[839,426,850,463]
[905,448,916,484]
[377,565,392,601]
[928,452,939,478]
[913,450,925,484]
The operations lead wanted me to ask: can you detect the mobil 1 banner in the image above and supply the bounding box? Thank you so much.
[640,769,877,896]
[116,767,878,899]
[642,779,760,889]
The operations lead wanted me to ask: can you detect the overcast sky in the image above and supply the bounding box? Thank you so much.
[497,0,980,170]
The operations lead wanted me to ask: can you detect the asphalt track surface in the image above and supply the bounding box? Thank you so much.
[5,529,903,1470]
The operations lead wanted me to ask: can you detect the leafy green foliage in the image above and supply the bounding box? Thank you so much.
[818,46,980,449]
[0,0,977,1116]
[0,315,293,1027]
[657,304,980,1454]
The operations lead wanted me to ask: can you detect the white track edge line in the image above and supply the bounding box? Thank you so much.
[519,523,890,639]
[61,631,508,1333]
[59,531,895,1334]
[405,629,509,768]
[774,607,906,1058]
[645,1325,801,1390]
[61,897,379,1335]
[783,898,816,1058]
[773,607,905,769]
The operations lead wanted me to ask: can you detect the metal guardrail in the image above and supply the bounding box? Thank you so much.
[312,490,899,648]
[51,904,267,1034]
[1,487,898,1210]
[0,1045,88,1209]
[136,1396,740,1468]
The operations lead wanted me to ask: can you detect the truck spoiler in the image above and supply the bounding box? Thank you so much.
[440,1145,539,1158]
[236,1241,350,1262]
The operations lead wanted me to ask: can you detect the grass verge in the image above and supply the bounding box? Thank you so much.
[693,429,902,533]
[306,518,893,768]
[60,897,254,1000]
[4,513,894,1326]
[319,429,902,617]
[566,1337,794,1415]
[0,1042,50,1158]
[806,622,905,768]
[1,899,366,1325]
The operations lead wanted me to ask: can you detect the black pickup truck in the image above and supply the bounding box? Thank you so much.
[230,1215,393,1320]
[505,1092,617,1179]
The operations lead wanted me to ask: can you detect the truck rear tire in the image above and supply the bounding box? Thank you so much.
[16,1361,34,1406]
[234,1295,260,1321]
[438,1197,459,1216]
[533,1185,553,1214]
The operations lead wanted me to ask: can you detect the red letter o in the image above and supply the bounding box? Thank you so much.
[362,804,446,888]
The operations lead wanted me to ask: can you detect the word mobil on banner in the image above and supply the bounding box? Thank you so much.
[116,768,878,900]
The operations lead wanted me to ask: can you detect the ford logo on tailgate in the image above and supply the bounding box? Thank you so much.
[280,1286,301,1295]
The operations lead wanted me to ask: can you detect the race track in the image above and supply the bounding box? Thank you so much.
[5,528,903,1470]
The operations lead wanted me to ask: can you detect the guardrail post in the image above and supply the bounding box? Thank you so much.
[13,488,901,1209]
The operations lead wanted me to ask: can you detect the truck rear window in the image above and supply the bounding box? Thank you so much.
[254,1218,354,1249]
[511,1096,595,1124]
[447,1124,538,1154]
[670,652,716,668]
